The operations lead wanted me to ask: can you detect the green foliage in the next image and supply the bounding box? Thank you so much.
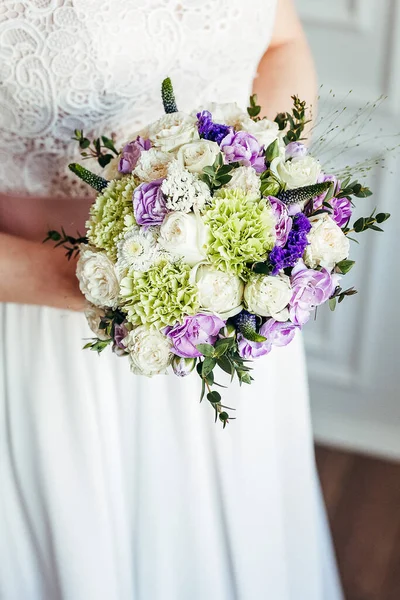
[336,259,355,275]
[265,139,280,162]
[200,153,239,192]
[337,175,373,200]
[161,77,178,114]
[83,338,112,353]
[274,95,311,144]
[72,129,118,169]
[43,228,87,260]
[259,171,282,197]
[68,163,108,192]
[277,181,332,206]
[344,208,391,235]
[247,94,262,121]
[329,286,358,311]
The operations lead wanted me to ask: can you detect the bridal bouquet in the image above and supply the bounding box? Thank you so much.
[47,78,390,425]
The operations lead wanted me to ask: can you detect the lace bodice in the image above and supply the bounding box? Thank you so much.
[0,0,277,198]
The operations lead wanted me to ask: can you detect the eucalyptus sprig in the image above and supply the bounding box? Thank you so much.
[43,228,88,260]
[200,153,240,192]
[83,338,113,353]
[247,94,262,121]
[343,208,390,235]
[329,286,358,311]
[72,129,118,168]
[195,335,253,427]
[337,175,373,200]
[274,95,311,144]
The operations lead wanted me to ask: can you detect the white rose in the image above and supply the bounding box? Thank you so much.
[133,148,173,182]
[124,326,172,377]
[223,166,261,199]
[193,264,244,318]
[194,102,248,128]
[270,155,321,189]
[76,246,120,308]
[84,304,110,341]
[148,112,199,152]
[177,140,220,174]
[103,156,122,180]
[304,213,350,271]
[244,274,292,321]
[239,116,280,148]
[159,212,207,267]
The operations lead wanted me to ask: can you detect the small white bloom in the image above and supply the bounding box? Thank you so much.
[159,211,207,267]
[222,166,261,199]
[148,112,199,152]
[270,155,321,189]
[84,304,110,341]
[161,159,211,212]
[239,116,280,149]
[194,102,248,129]
[133,148,173,182]
[244,273,292,321]
[124,326,172,377]
[103,156,122,180]
[177,140,220,174]
[194,264,244,318]
[76,245,120,308]
[116,226,160,274]
[304,213,350,271]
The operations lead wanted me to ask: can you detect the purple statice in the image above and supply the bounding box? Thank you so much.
[268,196,292,247]
[165,314,225,359]
[196,111,231,145]
[118,136,151,174]
[330,196,352,228]
[220,130,265,173]
[289,260,336,326]
[269,213,311,274]
[285,142,308,160]
[238,318,298,359]
[133,178,168,227]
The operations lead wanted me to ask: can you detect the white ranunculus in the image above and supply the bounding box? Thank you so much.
[124,326,172,377]
[133,148,173,182]
[222,166,261,199]
[84,304,110,341]
[239,116,280,148]
[304,213,350,271]
[177,140,220,174]
[76,246,120,308]
[270,155,321,189]
[194,102,248,128]
[244,273,292,321]
[193,264,244,318]
[159,212,207,267]
[148,112,199,152]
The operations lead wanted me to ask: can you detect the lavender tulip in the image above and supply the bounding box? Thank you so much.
[285,142,308,160]
[289,261,335,326]
[118,136,151,174]
[220,130,265,173]
[268,196,292,247]
[330,196,352,228]
[133,179,168,227]
[237,318,297,359]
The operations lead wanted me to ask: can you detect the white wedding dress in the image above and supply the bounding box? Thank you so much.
[0,1,343,598]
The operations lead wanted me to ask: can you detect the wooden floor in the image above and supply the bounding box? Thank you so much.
[315,444,400,600]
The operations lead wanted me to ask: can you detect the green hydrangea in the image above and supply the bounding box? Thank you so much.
[120,259,199,328]
[203,188,276,278]
[86,176,136,260]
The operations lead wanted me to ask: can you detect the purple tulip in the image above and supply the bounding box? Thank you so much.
[133,179,168,227]
[118,136,151,174]
[285,142,308,160]
[268,196,292,247]
[171,356,197,377]
[237,318,297,359]
[220,130,265,173]
[330,196,352,228]
[289,261,335,326]
[165,314,225,358]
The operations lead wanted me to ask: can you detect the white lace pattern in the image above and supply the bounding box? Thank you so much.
[0,0,276,198]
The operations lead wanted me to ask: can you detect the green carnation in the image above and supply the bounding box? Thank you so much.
[86,176,136,260]
[120,259,199,328]
[203,188,276,278]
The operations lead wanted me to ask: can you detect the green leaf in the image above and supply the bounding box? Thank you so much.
[217,174,233,185]
[217,356,234,375]
[79,138,90,149]
[329,298,337,311]
[98,154,113,168]
[336,259,355,274]
[196,343,215,357]
[101,136,118,155]
[207,391,221,404]
[202,357,217,377]
[353,217,366,233]
[376,212,391,223]
[265,139,280,162]
[370,225,384,232]
[354,187,373,198]
[252,261,272,275]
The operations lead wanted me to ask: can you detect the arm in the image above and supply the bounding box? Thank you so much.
[253,0,317,121]
[0,194,92,309]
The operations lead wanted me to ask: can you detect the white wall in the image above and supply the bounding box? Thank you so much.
[296,0,400,459]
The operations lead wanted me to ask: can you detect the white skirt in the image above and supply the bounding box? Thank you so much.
[0,303,343,600]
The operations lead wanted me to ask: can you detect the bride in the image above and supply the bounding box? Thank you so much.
[0,0,343,598]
